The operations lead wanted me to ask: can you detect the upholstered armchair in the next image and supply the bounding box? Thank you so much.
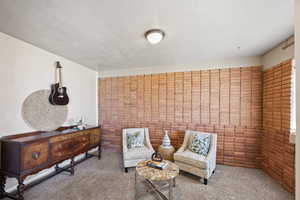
[174,130,217,185]
[122,128,154,172]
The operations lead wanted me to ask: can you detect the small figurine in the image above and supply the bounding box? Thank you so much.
[151,151,163,162]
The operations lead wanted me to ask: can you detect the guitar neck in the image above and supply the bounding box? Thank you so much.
[56,61,63,88]
[58,68,62,88]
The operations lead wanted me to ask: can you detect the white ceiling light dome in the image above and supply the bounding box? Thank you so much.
[145,29,165,44]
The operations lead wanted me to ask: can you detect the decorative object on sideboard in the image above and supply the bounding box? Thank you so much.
[76,116,87,130]
[49,61,69,106]
[22,89,68,131]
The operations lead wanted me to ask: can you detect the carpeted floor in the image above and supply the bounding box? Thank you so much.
[10,152,294,200]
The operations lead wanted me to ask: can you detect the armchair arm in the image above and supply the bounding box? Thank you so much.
[144,128,154,153]
[175,131,191,154]
[205,134,217,175]
[176,146,186,154]
[122,129,128,154]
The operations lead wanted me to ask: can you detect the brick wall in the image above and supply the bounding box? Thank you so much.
[262,59,295,193]
[98,66,263,168]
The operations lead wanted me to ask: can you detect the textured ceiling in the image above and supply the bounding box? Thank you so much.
[0,0,294,71]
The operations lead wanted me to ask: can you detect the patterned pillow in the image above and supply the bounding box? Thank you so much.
[189,134,211,156]
[127,131,145,149]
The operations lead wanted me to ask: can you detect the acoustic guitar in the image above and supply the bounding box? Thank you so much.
[49,61,69,105]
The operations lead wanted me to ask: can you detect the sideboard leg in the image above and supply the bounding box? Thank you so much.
[0,175,6,198]
[98,144,101,160]
[17,178,25,200]
[70,158,75,176]
[55,164,59,172]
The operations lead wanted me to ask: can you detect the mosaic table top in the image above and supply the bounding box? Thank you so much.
[136,160,179,181]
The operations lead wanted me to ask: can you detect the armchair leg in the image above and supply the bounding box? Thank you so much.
[212,170,215,174]
[204,178,208,185]
[124,168,128,173]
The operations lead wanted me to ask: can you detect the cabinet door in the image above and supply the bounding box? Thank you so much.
[22,141,49,170]
[51,135,89,161]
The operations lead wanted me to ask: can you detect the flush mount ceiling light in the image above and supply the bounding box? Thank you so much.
[145,29,165,44]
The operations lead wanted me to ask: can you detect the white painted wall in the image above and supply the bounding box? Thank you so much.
[295,0,300,198]
[0,32,98,135]
[262,36,294,70]
[0,31,98,191]
[98,56,262,77]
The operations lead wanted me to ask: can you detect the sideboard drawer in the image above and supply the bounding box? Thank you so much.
[21,141,49,170]
[50,131,90,143]
[51,135,89,161]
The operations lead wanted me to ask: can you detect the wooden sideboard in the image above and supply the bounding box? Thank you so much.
[0,126,101,200]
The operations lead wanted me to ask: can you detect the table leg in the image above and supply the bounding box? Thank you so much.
[169,179,173,200]
[173,178,176,187]
[135,170,138,200]
[145,179,168,200]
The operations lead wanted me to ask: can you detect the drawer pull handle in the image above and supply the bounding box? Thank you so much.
[32,152,41,160]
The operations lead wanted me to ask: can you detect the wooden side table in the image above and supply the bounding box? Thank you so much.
[158,145,175,161]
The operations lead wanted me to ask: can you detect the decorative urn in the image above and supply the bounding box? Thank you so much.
[162,130,171,148]
[158,130,175,161]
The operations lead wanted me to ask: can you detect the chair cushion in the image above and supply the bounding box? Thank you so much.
[189,133,211,157]
[126,129,145,149]
[174,149,208,169]
[124,147,152,160]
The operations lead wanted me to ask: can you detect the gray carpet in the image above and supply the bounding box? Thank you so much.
[12,152,294,200]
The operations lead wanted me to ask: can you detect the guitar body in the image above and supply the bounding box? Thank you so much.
[49,83,69,105]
